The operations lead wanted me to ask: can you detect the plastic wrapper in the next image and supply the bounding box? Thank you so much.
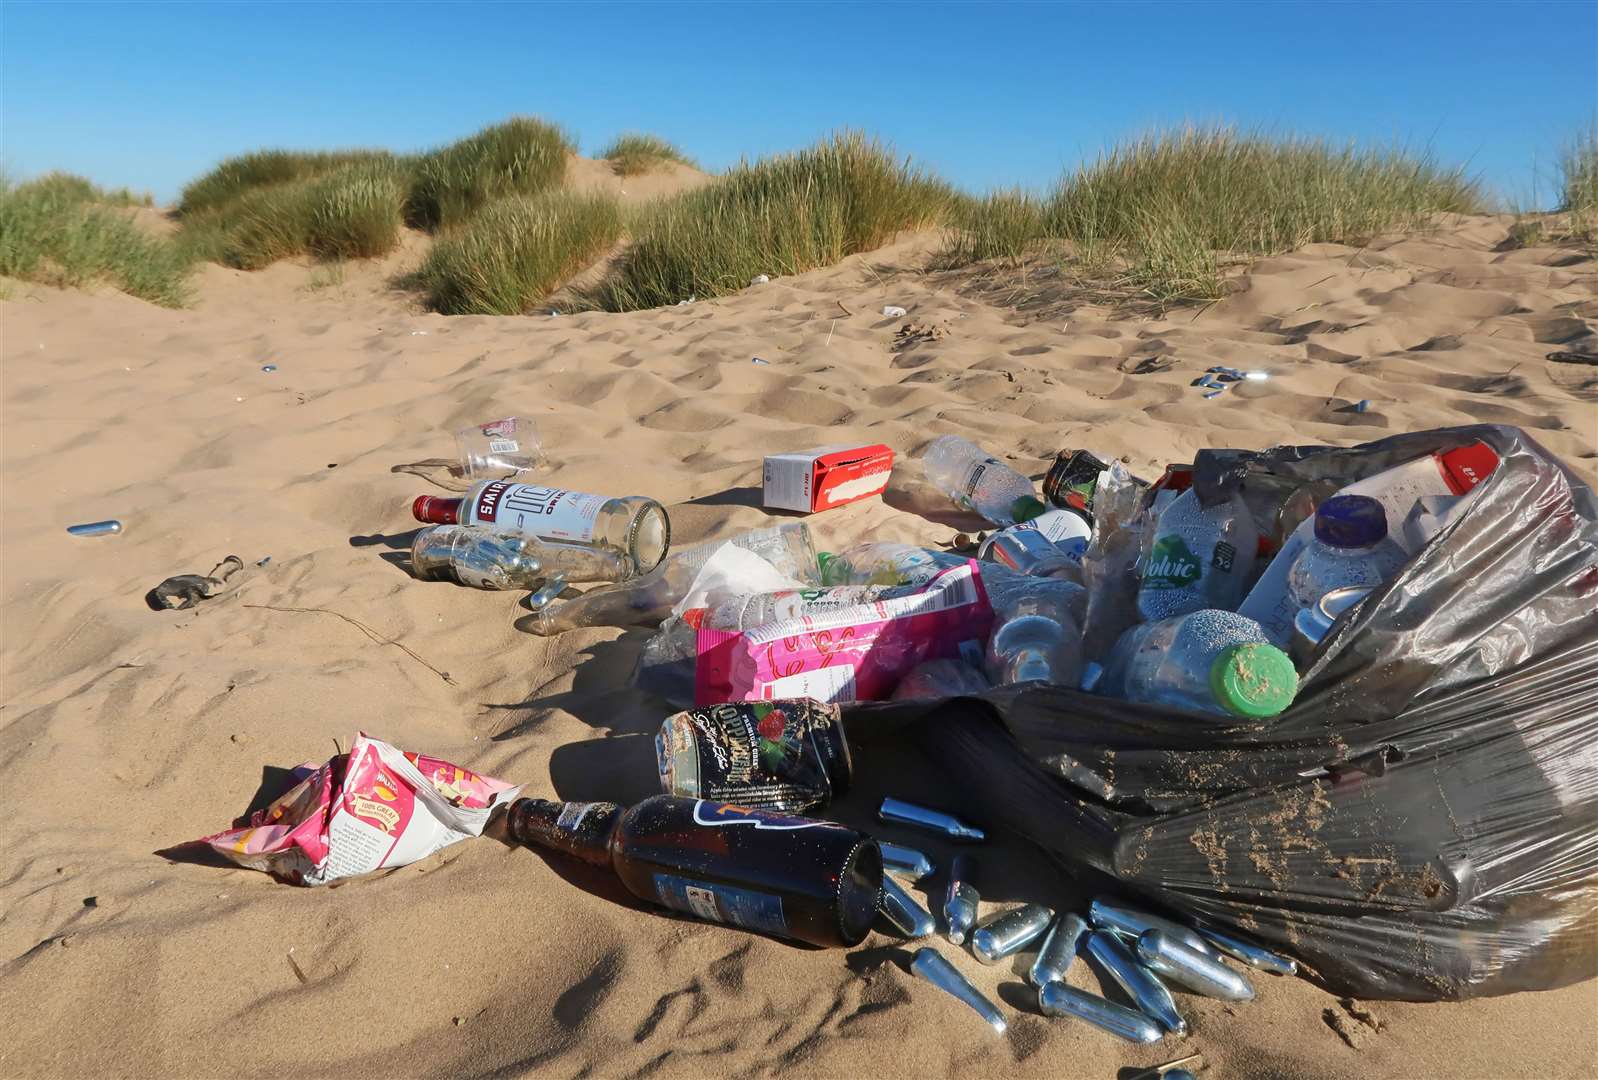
[846,425,1598,1001]
[194,733,521,885]
[696,562,993,705]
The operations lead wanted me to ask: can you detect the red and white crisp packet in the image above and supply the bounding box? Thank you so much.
[196,733,521,886]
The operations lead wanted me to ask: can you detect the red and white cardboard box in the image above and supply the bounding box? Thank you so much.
[763,444,895,513]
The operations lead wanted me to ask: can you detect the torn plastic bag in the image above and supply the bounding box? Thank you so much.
[844,425,1598,1001]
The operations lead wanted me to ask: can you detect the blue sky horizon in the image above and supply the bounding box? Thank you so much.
[3,0,1594,208]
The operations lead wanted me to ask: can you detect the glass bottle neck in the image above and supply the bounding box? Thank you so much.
[506,798,621,867]
[412,495,463,524]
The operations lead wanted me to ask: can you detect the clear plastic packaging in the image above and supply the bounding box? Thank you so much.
[455,415,542,481]
[520,523,819,636]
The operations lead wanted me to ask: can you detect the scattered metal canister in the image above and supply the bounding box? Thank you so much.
[1089,897,1218,959]
[879,797,985,842]
[971,903,1053,966]
[1038,982,1162,1044]
[879,875,936,939]
[943,853,980,946]
[910,947,1006,1034]
[1197,926,1298,976]
[1029,912,1089,988]
[1084,931,1187,1037]
[67,520,122,537]
[879,841,935,882]
[1136,930,1254,1001]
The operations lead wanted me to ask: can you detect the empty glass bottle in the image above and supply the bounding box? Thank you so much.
[413,480,670,575]
[411,525,630,598]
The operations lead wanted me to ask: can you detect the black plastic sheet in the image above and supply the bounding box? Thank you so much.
[846,425,1598,1000]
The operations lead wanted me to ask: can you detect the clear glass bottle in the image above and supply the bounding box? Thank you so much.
[410,525,629,597]
[412,480,670,575]
[921,435,1046,526]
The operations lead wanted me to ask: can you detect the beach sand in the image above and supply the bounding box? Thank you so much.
[2,211,1596,1078]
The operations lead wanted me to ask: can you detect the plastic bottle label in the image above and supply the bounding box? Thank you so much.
[1142,535,1204,589]
[487,438,520,454]
[654,873,788,936]
[963,459,1001,501]
[471,481,603,542]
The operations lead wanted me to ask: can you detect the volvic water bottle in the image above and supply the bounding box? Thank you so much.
[1137,488,1258,621]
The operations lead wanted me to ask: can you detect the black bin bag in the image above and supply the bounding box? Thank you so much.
[845,424,1598,1001]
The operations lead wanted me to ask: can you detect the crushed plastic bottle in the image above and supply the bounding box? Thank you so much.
[921,435,1046,526]
[519,523,819,636]
[1287,495,1409,613]
[1099,609,1297,718]
[1137,487,1259,621]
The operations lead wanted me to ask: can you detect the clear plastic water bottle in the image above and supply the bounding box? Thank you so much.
[1100,610,1297,718]
[921,435,1047,527]
[985,583,1084,686]
[817,543,969,587]
[1287,495,1409,611]
[1137,488,1259,621]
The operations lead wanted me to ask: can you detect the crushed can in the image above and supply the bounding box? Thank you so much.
[1043,449,1113,520]
[656,699,853,813]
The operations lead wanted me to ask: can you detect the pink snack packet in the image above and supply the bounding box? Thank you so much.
[694,561,993,705]
[194,732,521,886]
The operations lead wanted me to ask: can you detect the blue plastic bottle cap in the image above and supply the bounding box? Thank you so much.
[1313,494,1389,549]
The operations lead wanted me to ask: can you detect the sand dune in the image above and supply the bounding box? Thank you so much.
[1,214,1595,1079]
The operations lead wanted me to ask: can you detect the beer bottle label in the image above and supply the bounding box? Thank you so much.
[653,873,788,936]
[470,482,604,543]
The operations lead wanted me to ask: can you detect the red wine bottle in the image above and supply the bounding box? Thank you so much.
[507,795,882,948]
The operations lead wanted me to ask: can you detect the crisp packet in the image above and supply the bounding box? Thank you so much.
[693,561,993,705]
[195,733,521,886]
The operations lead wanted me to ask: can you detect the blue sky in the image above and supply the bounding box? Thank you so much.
[3,1,1594,206]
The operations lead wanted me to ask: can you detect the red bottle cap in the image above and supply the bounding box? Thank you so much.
[412,495,462,524]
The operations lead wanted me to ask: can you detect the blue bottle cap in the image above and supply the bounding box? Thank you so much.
[1313,494,1388,549]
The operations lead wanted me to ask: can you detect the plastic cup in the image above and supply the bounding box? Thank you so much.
[455,416,542,481]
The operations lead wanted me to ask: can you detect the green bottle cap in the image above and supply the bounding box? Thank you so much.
[1209,644,1298,719]
[1012,495,1047,524]
[816,551,837,582]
